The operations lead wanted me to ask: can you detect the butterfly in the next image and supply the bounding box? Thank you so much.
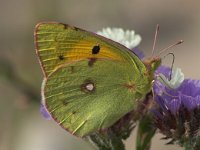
[34,22,162,137]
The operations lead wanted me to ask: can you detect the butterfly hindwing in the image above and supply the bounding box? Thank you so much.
[35,22,145,77]
[43,59,150,137]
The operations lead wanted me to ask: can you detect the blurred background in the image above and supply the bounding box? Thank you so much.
[0,0,200,150]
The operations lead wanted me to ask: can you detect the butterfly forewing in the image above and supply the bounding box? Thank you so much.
[35,22,145,77]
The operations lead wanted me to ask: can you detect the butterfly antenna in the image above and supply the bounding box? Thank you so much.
[158,40,183,56]
[163,53,175,80]
[152,24,160,56]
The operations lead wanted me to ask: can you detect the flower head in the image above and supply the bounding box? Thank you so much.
[97,27,141,49]
[152,63,200,146]
[153,78,200,145]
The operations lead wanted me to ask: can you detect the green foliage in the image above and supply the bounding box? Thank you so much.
[86,132,125,150]
[136,115,156,150]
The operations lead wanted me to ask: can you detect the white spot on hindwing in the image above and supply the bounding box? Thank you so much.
[86,83,94,91]
[81,80,96,93]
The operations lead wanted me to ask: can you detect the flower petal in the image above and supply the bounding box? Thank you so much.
[180,94,197,110]
[155,66,171,78]
[131,48,145,59]
[40,104,51,120]
[179,79,200,97]
[97,27,141,49]
[167,98,181,115]
[155,96,168,112]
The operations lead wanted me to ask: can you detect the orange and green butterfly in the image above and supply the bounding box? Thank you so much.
[34,22,162,137]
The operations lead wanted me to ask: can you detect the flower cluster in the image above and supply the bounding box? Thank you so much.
[153,66,200,146]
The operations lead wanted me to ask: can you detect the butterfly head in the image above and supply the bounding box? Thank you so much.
[141,24,183,78]
[143,56,161,78]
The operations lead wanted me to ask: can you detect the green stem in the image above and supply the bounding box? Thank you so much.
[136,115,156,150]
[184,137,200,150]
[86,131,125,150]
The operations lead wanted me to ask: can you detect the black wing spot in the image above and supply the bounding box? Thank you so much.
[58,55,65,60]
[92,45,100,54]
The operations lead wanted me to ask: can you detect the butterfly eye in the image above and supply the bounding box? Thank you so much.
[92,45,100,54]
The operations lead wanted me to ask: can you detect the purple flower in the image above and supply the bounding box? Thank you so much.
[40,104,51,120]
[155,79,200,114]
[152,63,200,145]
[131,48,145,59]
[155,65,171,78]
[152,78,200,145]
